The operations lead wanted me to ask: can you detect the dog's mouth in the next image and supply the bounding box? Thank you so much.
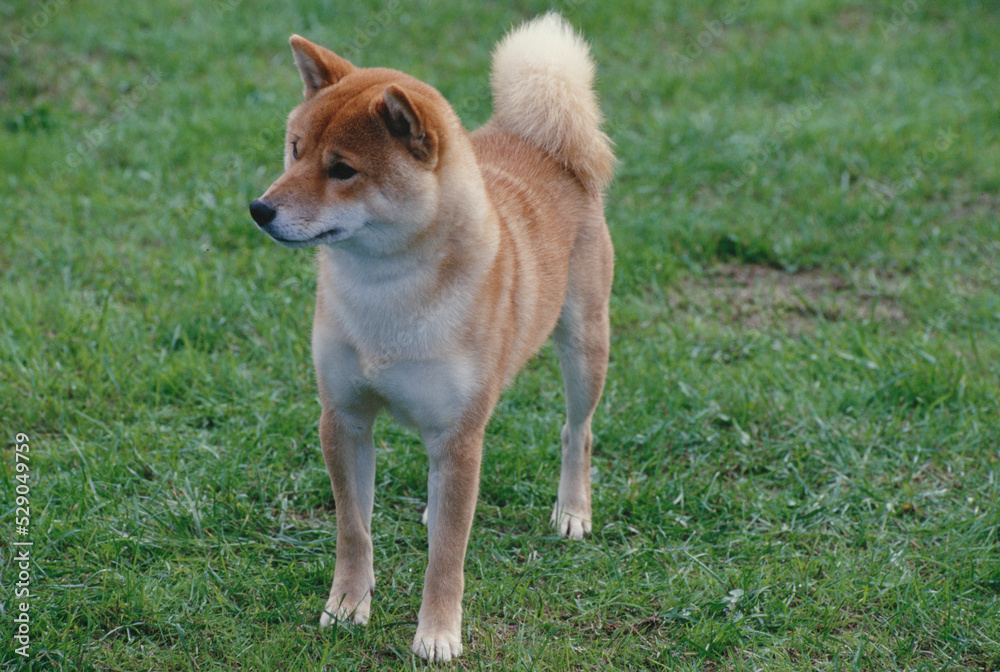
[262,225,347,248]
[250,199,350,248]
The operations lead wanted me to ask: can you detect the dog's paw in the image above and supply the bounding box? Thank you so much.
[319,585,372,627]
[412,628,463,662]
[551,504,592,540]
[319,600,369,628]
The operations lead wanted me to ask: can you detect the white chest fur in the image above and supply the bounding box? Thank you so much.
[312,248,482,435]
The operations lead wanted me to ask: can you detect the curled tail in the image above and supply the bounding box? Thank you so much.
[490,12,615,194]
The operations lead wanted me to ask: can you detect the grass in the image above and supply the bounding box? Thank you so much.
[1,0,999,669]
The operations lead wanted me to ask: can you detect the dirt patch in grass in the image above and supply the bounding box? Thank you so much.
[671,264,909,332]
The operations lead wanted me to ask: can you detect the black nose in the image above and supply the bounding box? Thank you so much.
[249,199,277,227]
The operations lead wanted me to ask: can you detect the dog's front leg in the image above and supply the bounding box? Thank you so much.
[412,426,484,662]
[318,407,377,627]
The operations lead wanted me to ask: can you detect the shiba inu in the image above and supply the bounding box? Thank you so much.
[249,12,614,661]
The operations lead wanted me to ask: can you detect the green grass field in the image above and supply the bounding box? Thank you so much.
[2,0,999,669]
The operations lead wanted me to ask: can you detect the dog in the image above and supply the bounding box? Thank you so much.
[249,12,614,661]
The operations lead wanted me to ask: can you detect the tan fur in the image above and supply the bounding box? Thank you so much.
[250,13,613,662]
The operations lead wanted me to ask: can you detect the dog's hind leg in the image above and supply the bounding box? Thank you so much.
[550,217,613,540]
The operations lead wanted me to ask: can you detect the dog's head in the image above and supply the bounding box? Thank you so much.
[250,36,455,254]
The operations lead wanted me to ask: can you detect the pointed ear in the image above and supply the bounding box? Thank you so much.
[374,84,437,165]
[289,35,355,100]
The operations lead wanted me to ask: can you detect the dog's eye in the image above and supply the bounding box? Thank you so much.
[291,140,299,160]
[328,162,358,180]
